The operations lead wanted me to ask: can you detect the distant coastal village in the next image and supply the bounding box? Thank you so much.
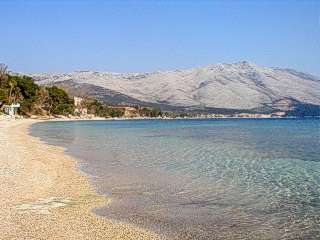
[0,64,315,120]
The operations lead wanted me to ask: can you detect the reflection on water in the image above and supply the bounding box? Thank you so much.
[31,119,320,239]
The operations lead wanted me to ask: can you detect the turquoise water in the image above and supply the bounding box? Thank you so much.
[30,119,320,239]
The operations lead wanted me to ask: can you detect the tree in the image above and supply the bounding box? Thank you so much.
[139,107,162,117]
[104,107,125,118]
[8,77,21,104]
[82,97,104,116]
[45,86,74,115]
[14,75,39,100]
[0,64,8,87]
[34,87,50,115]
[0,64,10,104]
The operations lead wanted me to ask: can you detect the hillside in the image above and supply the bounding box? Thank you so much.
[29,61,320,115]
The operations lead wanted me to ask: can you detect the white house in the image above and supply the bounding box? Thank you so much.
[3,103,20,116]
[74,97,88,116]
[74,96,83,108]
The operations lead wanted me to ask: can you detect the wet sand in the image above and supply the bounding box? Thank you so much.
[0,119,163,240]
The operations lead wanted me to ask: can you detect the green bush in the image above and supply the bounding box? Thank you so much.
[104,107,125,118]
[139,107,162,117]
[46,86,74,115]
[83,98,104,116]
[11,75,39,100]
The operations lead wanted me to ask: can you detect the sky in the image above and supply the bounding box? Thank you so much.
[1,0,319,75]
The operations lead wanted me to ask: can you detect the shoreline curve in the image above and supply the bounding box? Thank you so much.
[0,118,163,240]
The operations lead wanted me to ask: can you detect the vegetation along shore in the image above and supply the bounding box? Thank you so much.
[1,64,318,120]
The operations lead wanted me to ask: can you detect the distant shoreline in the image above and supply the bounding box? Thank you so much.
[29,115,320,122]
[2,114,318,124]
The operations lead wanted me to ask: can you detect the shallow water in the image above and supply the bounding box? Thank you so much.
[30,119,320,239]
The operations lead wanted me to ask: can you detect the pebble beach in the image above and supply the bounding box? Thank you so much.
[0,119,163,240]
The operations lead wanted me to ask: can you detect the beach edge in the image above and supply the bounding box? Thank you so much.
[0,119,163,240]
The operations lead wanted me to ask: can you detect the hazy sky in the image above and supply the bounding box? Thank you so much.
[1,0,319,75]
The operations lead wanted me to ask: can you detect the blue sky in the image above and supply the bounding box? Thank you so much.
[1,0,319,75]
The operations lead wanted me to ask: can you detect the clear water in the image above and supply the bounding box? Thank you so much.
[30,119,320,239]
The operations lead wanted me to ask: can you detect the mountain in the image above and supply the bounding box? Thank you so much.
[29,61,320,115]
[52,80,187,112]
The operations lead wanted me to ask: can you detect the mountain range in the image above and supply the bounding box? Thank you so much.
[28,61,320,115]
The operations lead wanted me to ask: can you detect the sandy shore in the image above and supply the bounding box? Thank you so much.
[0,119,163,240]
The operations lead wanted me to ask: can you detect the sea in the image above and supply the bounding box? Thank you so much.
[30,118,320,240]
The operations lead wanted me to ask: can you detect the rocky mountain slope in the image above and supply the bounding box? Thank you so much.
[53,80,187,112]
[29,61,320,114]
